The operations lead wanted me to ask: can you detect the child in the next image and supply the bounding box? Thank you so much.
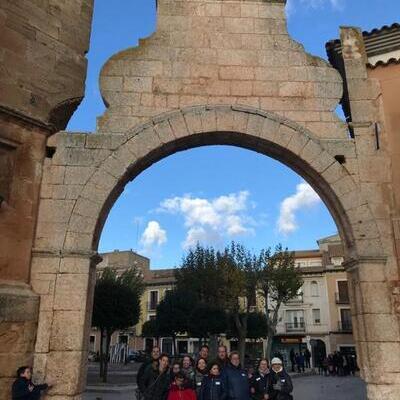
[167,372,196,400]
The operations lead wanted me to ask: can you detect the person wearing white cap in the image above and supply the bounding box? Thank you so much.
[266,358,293,400]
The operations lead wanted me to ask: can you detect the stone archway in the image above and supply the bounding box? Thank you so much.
[26,0,400,398]
[31,105,398,399]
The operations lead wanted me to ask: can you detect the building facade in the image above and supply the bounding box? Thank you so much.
[91,234,354,366]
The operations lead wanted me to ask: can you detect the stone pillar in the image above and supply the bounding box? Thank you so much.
[0,283,39,398]
[345,258,400,399]
[340,26,400,400]
[31,252,99,398]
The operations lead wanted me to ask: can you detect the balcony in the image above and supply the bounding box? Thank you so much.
[337,321,352,332]
[335,292,350,304]
[285,322,306,333]
[285,294,304,304]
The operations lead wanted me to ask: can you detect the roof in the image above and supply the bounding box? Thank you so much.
[326,22,400,68]
[293,249,321,258]
[146,268,176,285]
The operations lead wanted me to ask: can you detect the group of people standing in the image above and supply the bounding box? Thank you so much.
[137,345,294,400]
[316,351,358,377]
[289,349,311,373]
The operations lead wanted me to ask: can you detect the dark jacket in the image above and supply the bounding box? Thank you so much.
[250,371,269,400]
[221,364,250,400]
[267,369,293,400]
[12,377,48,400]
[195,369,208,396]
[199,374,227,400]
[137,358,156,388]
[215,357,229,371]
[182,367,196,389]
[139,364,170,400]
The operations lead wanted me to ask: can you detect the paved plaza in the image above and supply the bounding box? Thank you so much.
[83,364,366,400]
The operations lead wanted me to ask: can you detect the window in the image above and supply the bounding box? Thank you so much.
[337,281,349,303]
[149,290,159,310]
[312,309,321,324]
[311,281,319,297]
[248,290,257,307]
[339,308,352,331]
[286,310,305,331]
[89,335,96,352]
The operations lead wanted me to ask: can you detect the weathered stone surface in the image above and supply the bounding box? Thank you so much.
[0,2,395,400]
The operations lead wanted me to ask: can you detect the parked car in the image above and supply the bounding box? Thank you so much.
[88,351,98,362]
[128,350,147,363]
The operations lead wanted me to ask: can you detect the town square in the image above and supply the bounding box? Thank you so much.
[0,1,399,399]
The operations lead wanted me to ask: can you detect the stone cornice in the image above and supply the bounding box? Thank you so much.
[0,104,56,135]
[31,248,103,265]
[343,255,387,271]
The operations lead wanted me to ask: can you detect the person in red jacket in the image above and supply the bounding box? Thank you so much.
[167,372,197,400]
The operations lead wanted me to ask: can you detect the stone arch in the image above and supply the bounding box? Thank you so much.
[32,105,398,399]
[65,105,380,261]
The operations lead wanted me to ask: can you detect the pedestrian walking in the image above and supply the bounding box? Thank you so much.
[199,362,227,400]
[167,372,197,400]
[139,353,170,400]
[250,359,270,400]
[12,366,52,400]
[289,349,296,373]
[195,357,209,396]
[295,353,305,373]
[267,358,293,400]
[221,351,250,400]
[304,348,311,369]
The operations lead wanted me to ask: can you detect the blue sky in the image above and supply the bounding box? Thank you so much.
[68,0,399,268]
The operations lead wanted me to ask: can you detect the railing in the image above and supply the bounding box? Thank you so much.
[338,321,352,332]
[335,292,350,304]
[285,322,306,332]
[285,295,304,304]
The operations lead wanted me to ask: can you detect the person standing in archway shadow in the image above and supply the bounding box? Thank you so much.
[289,349,296,373]
[12,366,52,400]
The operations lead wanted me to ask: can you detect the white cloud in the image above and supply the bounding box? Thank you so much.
[140,221,167,251]
[159,191,254,249]
[286,0,344,16]
[277,182,321,234]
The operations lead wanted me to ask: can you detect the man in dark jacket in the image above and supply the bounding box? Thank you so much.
[12,366,50,400]
[137,347,160,386]
[215,345,229,371]
[267,358,293,400]
[139,353,170,400]
[221,351,250,400]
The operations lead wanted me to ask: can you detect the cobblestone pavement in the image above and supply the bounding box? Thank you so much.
[293,375,367,400]
[83,374,367,400]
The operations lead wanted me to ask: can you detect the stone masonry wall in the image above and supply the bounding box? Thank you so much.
[0,0,93,126]
[0,1,94,399]
[98,0,347,140]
